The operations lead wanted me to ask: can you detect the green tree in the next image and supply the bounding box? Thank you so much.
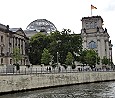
[12,47,22,64]
[101,56,109,66]
[79,49,100,69]
[79,49,88,66]
[41,48,51,65]
[12,47,22,70]
[28,32,50,65]
[28,29,82,65]
[48,31,60,62]
[48,29,82,64]
[85,50,96,67]
[65,52,74,65]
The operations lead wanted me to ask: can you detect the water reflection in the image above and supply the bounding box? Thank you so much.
[0,81,115,98]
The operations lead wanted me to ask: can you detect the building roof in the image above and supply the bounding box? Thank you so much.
[81,16,103,23]
[0,23,28,39]
[24,29,37,34]
[9,28,21,32]
[0,23,8,31]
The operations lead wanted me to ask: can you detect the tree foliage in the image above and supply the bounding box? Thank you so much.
[28,29,82,65]
[79,49,100,69]
[65,52,74,65]
[12,47,22,64]
[41,48,51,65]
[28,33,50,65]
[48,29,82,64]
[101,56,109,65]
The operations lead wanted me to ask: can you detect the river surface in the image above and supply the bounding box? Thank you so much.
[0,81,115,98]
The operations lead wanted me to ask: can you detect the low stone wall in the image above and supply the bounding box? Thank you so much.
[0,72,115,93]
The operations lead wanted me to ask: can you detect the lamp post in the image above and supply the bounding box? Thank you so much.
[56,40,61,66]
[57,52,59,66]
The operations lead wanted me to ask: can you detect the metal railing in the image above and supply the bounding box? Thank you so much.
[0,67,114,75]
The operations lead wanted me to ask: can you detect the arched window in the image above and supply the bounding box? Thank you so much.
[86,23,89,28]
[90,22,94,28]
[88,41,97,49]
[94,22,97,28]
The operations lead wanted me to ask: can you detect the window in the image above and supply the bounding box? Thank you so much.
[10,59,12,64]
[86,23,89,28]
[90,22,94,28]
[1,58,3,64]
[9,48,10,53]
[94,22,97,28]
[88,41,97,49]
[1,36,3,42]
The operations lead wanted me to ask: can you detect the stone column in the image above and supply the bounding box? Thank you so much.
[14,37,16,48]
[17,38,19,48]
[12,37,14,49]
[109,49,112,61]
[20,39,22,54]
[106,40,109,58]
[4,35,9,65]
[4,35,9,54]
[97,39,101,57]
[23,40,25,55]
[18,38,20,53]
[20,39,23,55]
[100,38,105,59]
[109,47,113,68]
[11,37,13,53]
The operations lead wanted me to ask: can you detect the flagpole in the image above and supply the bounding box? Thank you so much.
[91,4,92,16]
[91,8,92,16]
[91,4,97,16]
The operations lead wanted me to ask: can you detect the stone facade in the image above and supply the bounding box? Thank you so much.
[0,24,29,65]
[81,16,113,65]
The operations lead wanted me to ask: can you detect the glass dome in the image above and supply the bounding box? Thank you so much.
[26,19,57,33]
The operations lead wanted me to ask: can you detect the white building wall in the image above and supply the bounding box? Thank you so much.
[81,16,112,63]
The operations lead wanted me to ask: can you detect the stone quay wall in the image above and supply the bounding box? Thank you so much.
[0,72,115,93]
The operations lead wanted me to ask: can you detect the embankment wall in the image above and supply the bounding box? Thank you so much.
[0,72,115,93]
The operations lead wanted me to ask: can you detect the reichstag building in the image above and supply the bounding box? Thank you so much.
[0,16,113,67]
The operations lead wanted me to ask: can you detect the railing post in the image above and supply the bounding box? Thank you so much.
[31,68,32,74]
[25,68,26,74]
[41,67,42,73]
[6,68,7,74]
[13,68,14,74]
[36,68,37,74]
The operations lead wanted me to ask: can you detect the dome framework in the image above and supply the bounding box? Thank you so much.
[26,19,57,33]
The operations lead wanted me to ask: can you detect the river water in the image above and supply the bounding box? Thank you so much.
[0,81,115,98]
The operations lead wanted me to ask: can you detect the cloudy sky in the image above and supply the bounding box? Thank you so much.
[0,0,115,63]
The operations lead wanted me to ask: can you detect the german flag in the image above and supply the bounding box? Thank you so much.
[91,5,97,9]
